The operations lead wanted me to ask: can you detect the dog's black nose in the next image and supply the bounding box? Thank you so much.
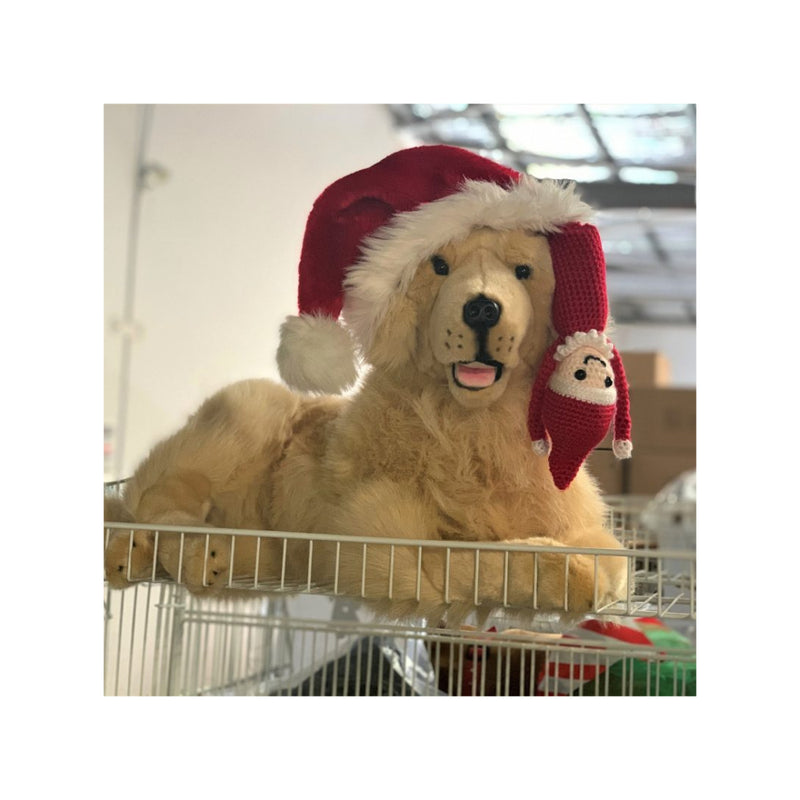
[463,295,502,329]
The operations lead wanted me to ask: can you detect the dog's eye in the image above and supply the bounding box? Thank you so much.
[605,376,613,388]
[514,264,532,280]
[574,369,587,381]
[431,255,449,276]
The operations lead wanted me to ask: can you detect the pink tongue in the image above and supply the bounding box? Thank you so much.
[455,363,497,388]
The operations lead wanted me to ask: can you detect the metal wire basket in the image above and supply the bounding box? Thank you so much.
[104,490,696,696]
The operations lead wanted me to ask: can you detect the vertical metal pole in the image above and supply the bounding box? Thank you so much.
[165,585,186,696]
[113,104,155,482]
[126,583,140,695]
[103,585,113,695]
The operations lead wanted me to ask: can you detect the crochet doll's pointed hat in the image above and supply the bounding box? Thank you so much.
[527,221,633,489]
[548,222,632,456]
[277,145,593,393]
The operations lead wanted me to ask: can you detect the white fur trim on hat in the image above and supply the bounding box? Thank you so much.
[342,176,593,354]
[553,330,614,362]
[277,314,358,394]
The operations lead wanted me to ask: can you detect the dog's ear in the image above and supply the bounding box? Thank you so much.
[363,290,419,372]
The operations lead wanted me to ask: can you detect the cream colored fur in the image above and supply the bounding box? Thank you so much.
[105,228,628,624]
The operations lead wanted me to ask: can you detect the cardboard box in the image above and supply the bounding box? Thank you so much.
[628,450,696,496]
[595,388,695,449]
[573,384,696,495]
[629,387,696,451]
[585,449,626,495]
[619,351,672,388]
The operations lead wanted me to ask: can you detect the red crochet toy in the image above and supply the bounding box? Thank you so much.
[527,222,632,490]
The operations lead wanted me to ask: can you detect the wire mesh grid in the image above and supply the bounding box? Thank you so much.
[104,585,695,697]
[103,520,696,621]
[104,490,696,696]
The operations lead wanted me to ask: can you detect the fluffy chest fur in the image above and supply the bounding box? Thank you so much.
[319,369,580,543]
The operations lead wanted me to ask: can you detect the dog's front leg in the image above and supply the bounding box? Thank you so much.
[309,482,574,616]
[308,480,628,618]
[104,495,158,588]
[479,536,628,613]
[116,470,233,593]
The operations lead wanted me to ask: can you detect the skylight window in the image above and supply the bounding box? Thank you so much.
[499,112,600,161]
[589,107,694,165]
[526,163,613,182]
[430,116,499,149]
[619,166,680,183]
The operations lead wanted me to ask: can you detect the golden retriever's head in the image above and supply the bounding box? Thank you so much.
[362,227,556,408]
[278,166,592,396]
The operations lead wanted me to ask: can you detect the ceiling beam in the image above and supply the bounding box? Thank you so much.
[577,182,696,209]
[605,272,695,300]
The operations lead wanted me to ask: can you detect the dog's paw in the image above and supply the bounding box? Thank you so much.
[104,530,156,588]
[159,533,232,590]
[531,551,623,614]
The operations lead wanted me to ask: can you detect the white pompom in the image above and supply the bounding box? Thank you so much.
[277,314,359,394]
[612,439,632,459]
[532,438,551,456]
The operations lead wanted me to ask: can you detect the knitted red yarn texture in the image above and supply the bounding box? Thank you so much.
[297,145,520,319]
[541,390,616,490]
[610,344,632,443]
[547,222,609,335]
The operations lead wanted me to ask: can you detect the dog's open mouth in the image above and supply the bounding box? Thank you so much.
[452,361,504,390]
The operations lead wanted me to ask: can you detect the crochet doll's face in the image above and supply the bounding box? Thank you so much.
[418,227,555,408]
[549,345,617,406]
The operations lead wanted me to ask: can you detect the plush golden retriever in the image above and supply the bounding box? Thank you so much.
[105,223,628,623]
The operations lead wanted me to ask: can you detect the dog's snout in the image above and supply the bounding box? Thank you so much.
[463,295,501,330]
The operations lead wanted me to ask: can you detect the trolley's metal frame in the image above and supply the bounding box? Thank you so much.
[104,495,696,696]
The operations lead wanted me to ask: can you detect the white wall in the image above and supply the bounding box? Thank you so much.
[105,104,405,480]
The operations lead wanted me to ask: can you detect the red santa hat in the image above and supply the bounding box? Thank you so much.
[277,145,593,393]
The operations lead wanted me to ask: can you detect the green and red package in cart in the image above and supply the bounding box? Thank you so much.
[536,617,696,696]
